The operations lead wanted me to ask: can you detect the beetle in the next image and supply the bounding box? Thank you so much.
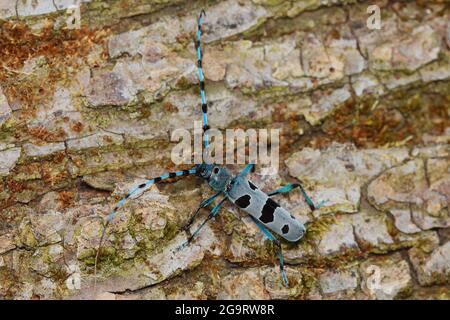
[95,9,324,287]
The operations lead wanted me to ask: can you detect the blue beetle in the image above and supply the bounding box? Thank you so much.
[95,10,324,287]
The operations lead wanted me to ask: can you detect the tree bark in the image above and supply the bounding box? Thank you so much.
[0,0,449,300]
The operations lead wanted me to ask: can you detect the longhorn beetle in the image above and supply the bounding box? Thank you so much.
[95,10,324,287]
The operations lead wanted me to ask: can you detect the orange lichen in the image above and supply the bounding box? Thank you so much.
[70,121,84,133]
[310,89,450,149]
[42,169,69,186]
[52,152,67,164]
[102,135,113,143]
[0,196,17,213]
[70,156,85,168]
[6,179,26,193]
[58,191,75,209]
[163,102,179,113]
[28,126,67,142]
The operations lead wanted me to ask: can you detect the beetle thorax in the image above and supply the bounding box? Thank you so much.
[195,164,232,192]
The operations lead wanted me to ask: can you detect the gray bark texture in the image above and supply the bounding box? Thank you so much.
[0,0,449,299]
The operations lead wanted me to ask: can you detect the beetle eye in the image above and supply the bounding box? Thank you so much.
[213,167,219,174]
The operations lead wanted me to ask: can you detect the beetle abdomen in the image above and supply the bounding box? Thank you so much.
[227,177,305,242]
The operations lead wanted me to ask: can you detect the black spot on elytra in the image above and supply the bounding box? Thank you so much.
[248,181,258,190]
[259,198,280,224]
[282,224,289,234]
[235,195,251,208]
